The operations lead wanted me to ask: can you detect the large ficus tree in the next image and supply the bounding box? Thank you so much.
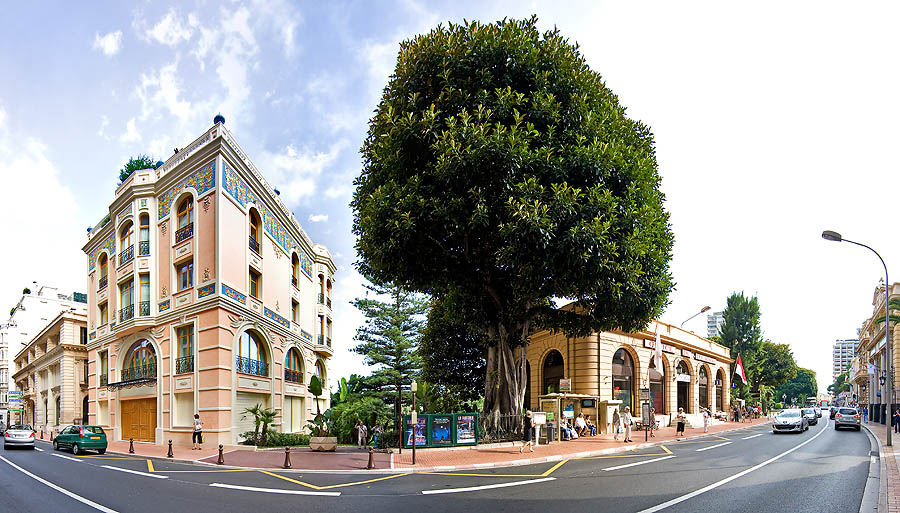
[352,17,675,432]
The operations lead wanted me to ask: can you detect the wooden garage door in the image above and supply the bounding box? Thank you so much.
[235,392,269,441]
[121,399,156,442]
[284,396,304,433]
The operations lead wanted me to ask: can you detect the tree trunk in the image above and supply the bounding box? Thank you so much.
[482,323,527,435]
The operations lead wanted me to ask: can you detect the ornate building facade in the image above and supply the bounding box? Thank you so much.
[852,282,899,423]
[82,116,335,447]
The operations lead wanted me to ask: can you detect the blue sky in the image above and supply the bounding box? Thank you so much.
[2,1,899,392]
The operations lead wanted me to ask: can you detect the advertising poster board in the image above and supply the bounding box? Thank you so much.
[7,391,22,412]
[558,379,571,392]
[405,416,427,447]
[456,414,477,444]
[563,403,575,419]
[431,416,453,445]
[532,412,547,425]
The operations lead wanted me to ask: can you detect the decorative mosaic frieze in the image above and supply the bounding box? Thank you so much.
[88,231,117,271]
[264,307,290,329]
[158,300,170,313]
[157,160,216,220]
[222,284,246,305]
[197,283,215,298]
[117,204,133,224]
[222,161,313,278]
[300,329,313,344]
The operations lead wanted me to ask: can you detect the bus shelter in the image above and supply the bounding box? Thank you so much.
[537,393,605,443]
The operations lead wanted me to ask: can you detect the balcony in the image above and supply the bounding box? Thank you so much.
[236,356,267,377]
[99,275,108,290]
[326,336,332,347]
[138,240,150,256]
[327,297,332,309]
[249,236,260,254]
[318,334,324,345]
[121,363,156,382]
[285,368,303,384]
[175,223,193,243]
[139,301,150,316]
[119,245,134,266]
[119,304,134,323]
[318,293,324,304]
[175,356,193,374]
[292,276,298,288]
[100,374,108,386]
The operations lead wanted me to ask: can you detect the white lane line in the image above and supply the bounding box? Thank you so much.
[210,483,340,497]
[0,455,117,513]
[35,447,44,452]
[696,442,732,452]
[742,434,763,440]
[602,455,675,472]
[636,421,829,513]
[52,454,82,463]
[421,477,556,495]
[101,465,168,479]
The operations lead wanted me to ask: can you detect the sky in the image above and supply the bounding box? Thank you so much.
[1,1,898,394]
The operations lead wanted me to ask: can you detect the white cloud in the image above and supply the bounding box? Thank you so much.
[92,30,123,56]
[97,115,110,140]
[143,8,193,46]
[119,117,141,142]
[256,140,348,207]
[308,214,328,223]
[135,61,193,124]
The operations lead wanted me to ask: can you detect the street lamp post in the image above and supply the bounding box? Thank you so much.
[411,380,418,465]
[680,306,712,328]
[822,230,892,446]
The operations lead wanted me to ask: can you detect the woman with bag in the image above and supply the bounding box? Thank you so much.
[612,409,622,441]
[520,410,534,453]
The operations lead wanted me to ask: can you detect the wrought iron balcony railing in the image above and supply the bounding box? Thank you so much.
[175,355,193,374]
[236,356,267,377]
[326,337,332,347]
[100,374,108,386]
[292,276,298,288]
[318,334,324,345]
[139,301,150,316]
[249,236,260,254]
[119,245,134,266]
[121,363,155,382]
[99,275,108,290]
[326,297,332,309]
[318,293,324,304]
[119,304,134,323]
[285,368,303,384]
[138,240,150,256]
[175,223,193,243]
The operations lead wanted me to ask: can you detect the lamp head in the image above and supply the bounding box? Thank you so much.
[822,230,842,242]
[700,306,711,313]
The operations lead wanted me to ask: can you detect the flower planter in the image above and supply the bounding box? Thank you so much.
[309,436,337,451]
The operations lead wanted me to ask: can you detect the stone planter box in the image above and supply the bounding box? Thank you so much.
[309,436,337,451]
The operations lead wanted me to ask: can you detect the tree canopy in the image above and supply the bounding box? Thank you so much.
[119,154,156,183]
[778,368,819,404]
[352,16,674,429]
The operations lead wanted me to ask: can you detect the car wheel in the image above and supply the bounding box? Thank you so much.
[98,449,106,455]
[53,440,59,450]
[834,425,839,431]
[856,426,862,431]
[72,444,80,456]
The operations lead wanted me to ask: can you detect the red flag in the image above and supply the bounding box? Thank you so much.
[734,354,748,385]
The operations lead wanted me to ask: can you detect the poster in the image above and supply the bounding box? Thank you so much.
[431,416,452,445]
[405,416,427,447]
[456,415,476,444]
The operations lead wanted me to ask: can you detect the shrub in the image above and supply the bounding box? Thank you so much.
[239,430,311,447]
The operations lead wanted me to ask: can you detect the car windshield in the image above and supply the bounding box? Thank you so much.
[84,426,104,435]
[802,409,814,415]
[780,410,800,417]
[9,425,32,431]
[839,408,857,415]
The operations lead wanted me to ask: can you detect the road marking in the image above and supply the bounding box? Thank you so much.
[542,459,568,476]
[52,453,82,462]
[101,465,168,479]
[635,421,829,513]
[0,455,118,513]
[34,448,43,452]
[209,483,340,496]
[259,469,409,490]
[696,442,732,452]
[146,459,154,473]
[742,434,763,440]
[421,477,555,495]
[660,445,672,454]
[602,455,675,471]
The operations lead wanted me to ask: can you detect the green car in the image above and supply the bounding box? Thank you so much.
[53,425,107,455]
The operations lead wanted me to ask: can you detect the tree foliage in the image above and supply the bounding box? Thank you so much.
[119,154,156,183]
[778,368,819,404]
[352,16,674,430]
[750,341,798,390]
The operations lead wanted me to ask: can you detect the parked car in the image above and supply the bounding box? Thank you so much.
[814,407,822,418]
[3,424,35,449]
[52,425,107,455]
[773,409,808,433]
[801,408,818,425]
[834,408,861,431]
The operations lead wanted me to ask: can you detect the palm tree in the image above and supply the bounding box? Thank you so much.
[241,404,263,445]
[258,407,277,446]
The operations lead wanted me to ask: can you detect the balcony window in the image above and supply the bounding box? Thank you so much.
[176,326,194,374]
[139,274,150,316]
[291,254,300,288]
[98,254,108,290]
[249,269,260,299]
[119,222,134,265]
[177,197,193,230]
[237,331,267,377]
[119,280,134,322]
[99,302,108,325]
[175,223,193,243]
[139,214,150,255]
[177,261,194,291]
[249,210,261,254]
[285,348,303,384]
[121,339,156,382]
[292,300,299,323]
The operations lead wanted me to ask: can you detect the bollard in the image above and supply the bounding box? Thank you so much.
[40,429,44,440]
[366,446,375,470]
[49,430,54,442]
[129,438,134,454]
[217,444,225,465]
[283,446,292,469]
[167,439,173,458]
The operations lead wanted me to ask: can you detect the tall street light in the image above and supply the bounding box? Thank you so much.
[681,306,712,328]
[822,230,892,446]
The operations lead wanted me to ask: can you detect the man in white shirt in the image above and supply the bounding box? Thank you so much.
[623,407,633,443]
[574,413,588,436]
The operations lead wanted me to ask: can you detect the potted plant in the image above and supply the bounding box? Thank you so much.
[307,375,337,451]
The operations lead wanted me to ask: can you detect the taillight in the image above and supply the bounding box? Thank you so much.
[855,415,860,419]
[79,427,84,438]
[836,414,842,418]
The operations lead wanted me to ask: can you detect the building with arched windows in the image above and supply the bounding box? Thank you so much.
[525,318,733,429]
[82,117,335,447]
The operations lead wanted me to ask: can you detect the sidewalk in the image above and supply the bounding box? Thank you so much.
[864,420,899,512]
[101,416,771,472]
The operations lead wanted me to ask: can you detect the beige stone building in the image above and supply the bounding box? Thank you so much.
[12,312,89,432]
[525,318,732,427]
[851,281,900,423]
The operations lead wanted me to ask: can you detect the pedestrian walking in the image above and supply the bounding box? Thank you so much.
[863,407,868,423]
[357,420,368,447]
[520,410,535,453]
[372,423,383,448]
[893,409,900,434]
[648,407,656,438]
[623,406,633,443]
[703,408,710,433]
[676,407,686,439]
[192,413,203,450]
[612,409,622,441]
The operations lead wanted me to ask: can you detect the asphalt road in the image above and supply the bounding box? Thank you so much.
[0,417,872,513]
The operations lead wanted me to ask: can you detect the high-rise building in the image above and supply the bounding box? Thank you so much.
[706,311,725,338]
[833,338,858,381]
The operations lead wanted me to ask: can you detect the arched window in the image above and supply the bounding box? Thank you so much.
[285,348,303,383]
[716,369,725,411]
[55,396,61,425]
[120,222,134,255]
[612,349,634,411]
[676,360,691,413]
[542,350,564,394]
[291,254,300,287]
[249,210,261,254]
[314,360,326,385]
[649,358,665,413]
[122,340,156,380]
[699,367,709,410]
[139,214,150,255]
[237,331,267,376]
[177,197,193,229]
[99,254,108,285]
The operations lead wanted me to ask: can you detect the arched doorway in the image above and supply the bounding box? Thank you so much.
[676,360,690,413]
[120,339,158,442]
[716,369,725,411]
[612,348,635,412]
[524,361,532,410]
[82,396,89,425]
[543,350,564,394]
[699,367,709,411]
[649,358,665,414]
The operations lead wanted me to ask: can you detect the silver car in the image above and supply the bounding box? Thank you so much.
[3,424,35,449]
[773,409,808,433]
[834,408,861,431]
[802,408,818,425]
[814,407,822,418]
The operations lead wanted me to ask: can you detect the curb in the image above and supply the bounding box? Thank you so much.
[861,424,886,513]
